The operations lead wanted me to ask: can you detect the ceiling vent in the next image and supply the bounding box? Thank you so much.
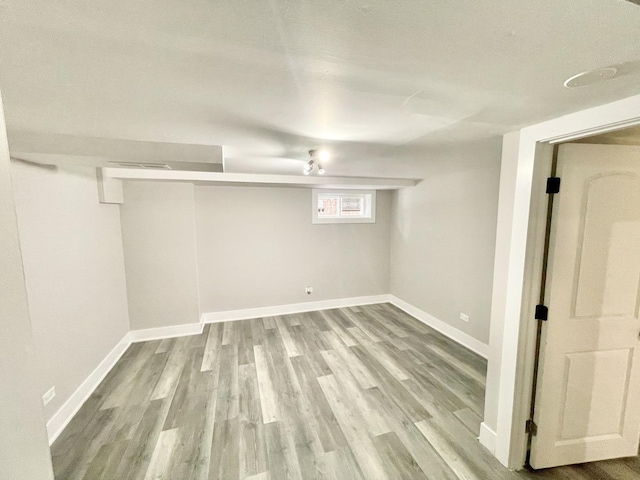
[564,67,619,88]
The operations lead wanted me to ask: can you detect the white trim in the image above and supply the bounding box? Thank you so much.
[479,422,498,454]
[128,322,204,343]
[543,118,640,144]
[488,93,640,469]
[201,295,391,323]
[103,167,416,190]
[46,333,131,445]
[388,295,489,358]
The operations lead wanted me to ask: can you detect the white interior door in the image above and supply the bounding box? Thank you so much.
[529,143,640,469]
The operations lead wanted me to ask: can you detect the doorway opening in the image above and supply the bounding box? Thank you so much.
[521,125,640,477]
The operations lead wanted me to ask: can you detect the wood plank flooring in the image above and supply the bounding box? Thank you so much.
[50,303,639,479]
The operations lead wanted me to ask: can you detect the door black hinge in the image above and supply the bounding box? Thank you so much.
[546,177,561,194]
[535,304,548,321]
[526,419,538,436]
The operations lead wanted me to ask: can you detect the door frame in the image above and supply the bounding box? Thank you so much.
[481,93,640,469]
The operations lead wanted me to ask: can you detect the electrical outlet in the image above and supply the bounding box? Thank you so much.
[459,313,470,322]
[42,386,56,406]
[305,286,313,295]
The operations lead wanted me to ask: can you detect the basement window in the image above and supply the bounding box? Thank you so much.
[312,189,376,224]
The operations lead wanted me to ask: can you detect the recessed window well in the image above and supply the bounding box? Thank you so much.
[312,189,376,224]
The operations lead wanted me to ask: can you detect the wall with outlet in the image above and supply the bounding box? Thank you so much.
[390,138,501,344]
[195,186,391,313]
[11,161,130,422]
[118,182,390,323]
[0,101,54,478]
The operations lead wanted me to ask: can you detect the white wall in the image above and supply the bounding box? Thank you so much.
[195,186,391,313]
[390,138,502,345]
[0,92,54,478]
[11,161,130,422]
[120,181,200,329]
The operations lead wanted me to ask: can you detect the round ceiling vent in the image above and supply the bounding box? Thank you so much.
[564,67,619,88]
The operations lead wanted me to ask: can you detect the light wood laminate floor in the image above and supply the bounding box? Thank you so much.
[51,303,640,479]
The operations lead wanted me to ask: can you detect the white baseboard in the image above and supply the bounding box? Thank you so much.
[128,322,204,343]
[389,295,489,358]
[479,422,497,454]
[201,294,391,323]
[46,322,203,445]
[46,333,131,445]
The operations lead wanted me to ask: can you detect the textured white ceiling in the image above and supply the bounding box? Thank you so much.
[1,0,639,177]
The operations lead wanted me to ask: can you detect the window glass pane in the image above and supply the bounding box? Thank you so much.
[317,195,339,217]
[340,196,363,216]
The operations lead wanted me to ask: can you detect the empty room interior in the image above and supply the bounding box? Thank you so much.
[3,1,640,479]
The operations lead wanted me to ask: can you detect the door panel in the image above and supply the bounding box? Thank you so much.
[559,348,632,441]
[573,174,640,318]
[529,144,640,469]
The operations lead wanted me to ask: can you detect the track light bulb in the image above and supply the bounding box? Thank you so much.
[303,160,313,174]
[318,165,325,175]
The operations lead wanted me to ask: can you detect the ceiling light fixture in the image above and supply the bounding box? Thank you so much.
[304,149,329,175]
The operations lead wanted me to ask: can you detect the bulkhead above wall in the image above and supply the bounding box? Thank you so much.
[7,130,224,172]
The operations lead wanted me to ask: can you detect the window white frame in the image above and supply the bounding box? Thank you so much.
[312,189,376,224]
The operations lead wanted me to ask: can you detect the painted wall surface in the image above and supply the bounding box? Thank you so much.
[0,95,54,478]
[11,162,130,422]
[390,138,502,345]
[120,181,200,329]
[195,186,391,313]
